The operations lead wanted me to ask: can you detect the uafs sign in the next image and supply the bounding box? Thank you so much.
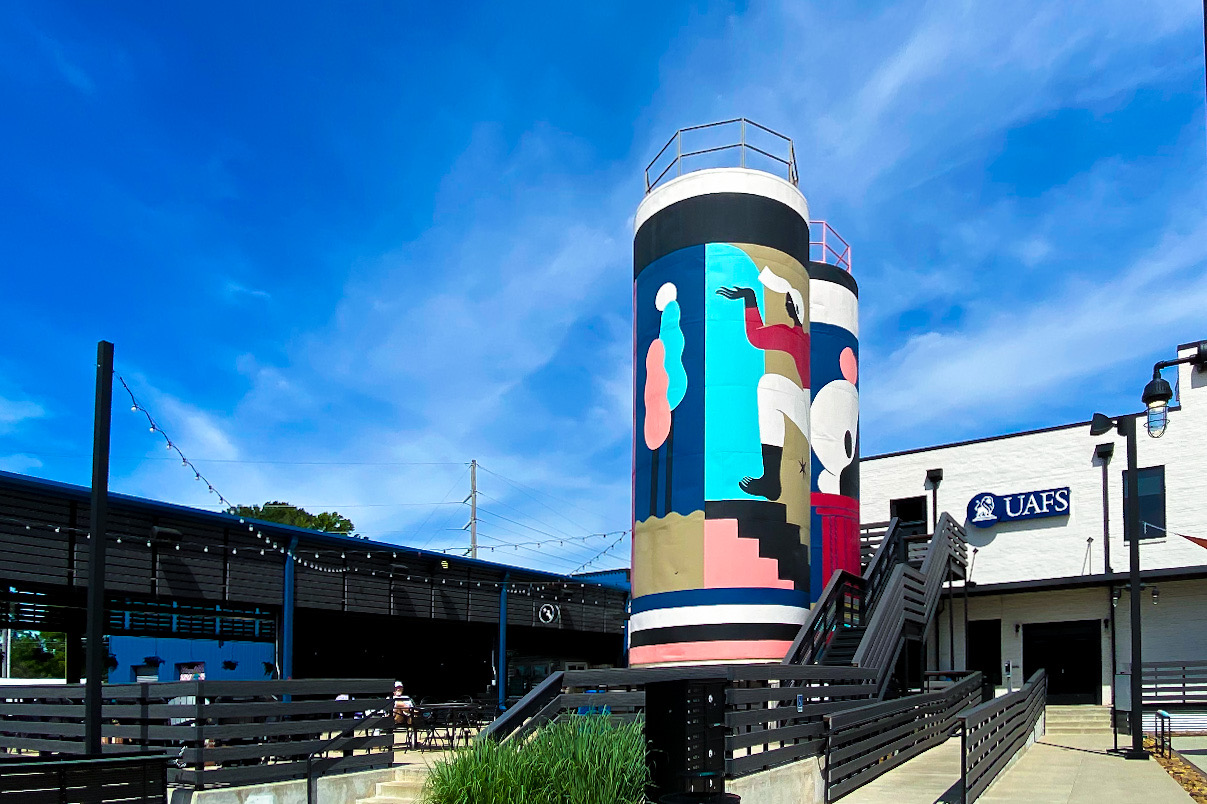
[967,487,1071,529]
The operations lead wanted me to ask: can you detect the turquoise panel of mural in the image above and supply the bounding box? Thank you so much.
[704,242,765,502]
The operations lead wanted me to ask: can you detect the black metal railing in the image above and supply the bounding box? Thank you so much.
[860,517,903,618]
[824,672,982,802]
[0,679,395,790]
[852,513,968,697]
[959,669,1046,803]
[782,569,866,666]
[0,753,170,803]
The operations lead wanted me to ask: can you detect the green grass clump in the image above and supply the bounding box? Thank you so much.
[423,715,648,804]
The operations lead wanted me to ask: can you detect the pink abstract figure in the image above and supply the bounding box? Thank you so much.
[644,340,672,450]
[839,346,857,384]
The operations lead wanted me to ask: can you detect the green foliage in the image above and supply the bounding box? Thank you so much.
[9,631,66,678]
[227,501,356,534]
[423,715,649,804]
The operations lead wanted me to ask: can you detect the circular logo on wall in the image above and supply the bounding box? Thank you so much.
[970,493,998,525]
[538,603,560,624]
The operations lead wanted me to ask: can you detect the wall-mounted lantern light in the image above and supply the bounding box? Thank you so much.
[1144,343,1207,438]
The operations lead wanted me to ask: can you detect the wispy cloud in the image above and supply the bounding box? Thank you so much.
[862,203,1207,441]
[0,454,43,474]
[0,393,45,434]
[223,280,272,302]
[36,34,94,96]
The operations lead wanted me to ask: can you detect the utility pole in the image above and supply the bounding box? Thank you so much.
[85,340,114,756]
[470,460,478,559]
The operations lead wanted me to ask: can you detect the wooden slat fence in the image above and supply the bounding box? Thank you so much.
[0,753,169,804]
[725,665,876,778]
[479,664,879,779]
[0,679,395,789]
[824,672,982,801]
[960,669,1046,803]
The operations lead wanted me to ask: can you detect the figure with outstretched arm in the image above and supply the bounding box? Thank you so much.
[716,268,809,501]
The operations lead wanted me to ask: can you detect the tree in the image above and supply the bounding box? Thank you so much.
[227,502,356,535]
[9,631,66,678]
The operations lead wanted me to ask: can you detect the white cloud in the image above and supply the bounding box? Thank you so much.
[223,280,271,302]
[0,394,45,433]
[862,209,1207,438]
[0,454,43,474]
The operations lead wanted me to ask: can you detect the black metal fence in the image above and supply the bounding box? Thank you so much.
[959,669,1046,803]
[0,753,169,803]
[0,679,395,790]
[824,672,981,801]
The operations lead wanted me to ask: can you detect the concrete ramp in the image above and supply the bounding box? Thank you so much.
[834,732,1191,804]
[837,737,963,804]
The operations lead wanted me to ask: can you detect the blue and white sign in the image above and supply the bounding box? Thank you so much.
[967,487,1071,528]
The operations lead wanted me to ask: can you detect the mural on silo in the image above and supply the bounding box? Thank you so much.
[631,242,811,666]
[809,267,861,597]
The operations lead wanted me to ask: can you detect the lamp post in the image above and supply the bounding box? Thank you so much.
[1090,412,1144,759]
[1091,343,1207,760]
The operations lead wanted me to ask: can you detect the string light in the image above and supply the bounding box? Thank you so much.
[117,374,236,511]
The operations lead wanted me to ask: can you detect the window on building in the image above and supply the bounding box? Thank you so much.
[1123,465,1165,540]
[890,496,928,536]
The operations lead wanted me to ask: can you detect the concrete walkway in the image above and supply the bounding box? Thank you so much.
[840,732,1191,803]
[1170,735,1207,776]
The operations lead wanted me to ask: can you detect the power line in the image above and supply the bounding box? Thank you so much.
[477,465,607,534]
[476,491,597,542]
[475,507,575,542]
[417,466,472,549]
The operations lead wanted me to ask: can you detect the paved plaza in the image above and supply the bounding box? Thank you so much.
[841,731,1191,803]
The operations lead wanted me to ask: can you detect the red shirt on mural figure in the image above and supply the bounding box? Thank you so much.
[743,304,809,382]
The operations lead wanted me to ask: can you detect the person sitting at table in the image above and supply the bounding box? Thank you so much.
[392,681,415,728]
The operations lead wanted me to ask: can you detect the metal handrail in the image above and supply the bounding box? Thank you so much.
[305,709,392,804]
[477,670,566,743]
[645,118,798,191]
[809,220,852,272]
[782,569,866,666]
[853,513,969,697]
[861,517,902,618]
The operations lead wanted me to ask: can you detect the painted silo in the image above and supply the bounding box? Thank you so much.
[808,251,860,600]
[630,122,813,667]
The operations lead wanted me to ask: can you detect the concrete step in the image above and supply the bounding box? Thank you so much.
[377,779,425,795]
[354,768,430,804]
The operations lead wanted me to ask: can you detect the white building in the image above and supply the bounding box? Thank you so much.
[861,340,1207,708]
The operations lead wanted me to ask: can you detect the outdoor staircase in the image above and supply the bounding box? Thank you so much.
[819,625,865,665]
[783,514,969,698]
[354,766,429,804]
[1044,704,1113,735]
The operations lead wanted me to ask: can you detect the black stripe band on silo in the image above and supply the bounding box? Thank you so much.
[628,622,802,647]
[634,192,810,278]
[808,260,859,297]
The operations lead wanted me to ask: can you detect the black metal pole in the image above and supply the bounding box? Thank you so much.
[1101,459,1112,573]
[1109,584,1118,753]
[948,563,955,672]
[85,340,114,756]
[1122,415,1146,759]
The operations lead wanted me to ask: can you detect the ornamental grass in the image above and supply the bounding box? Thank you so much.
[423,714,648,804]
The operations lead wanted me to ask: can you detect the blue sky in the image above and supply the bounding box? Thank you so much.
[2,1,1205,574]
